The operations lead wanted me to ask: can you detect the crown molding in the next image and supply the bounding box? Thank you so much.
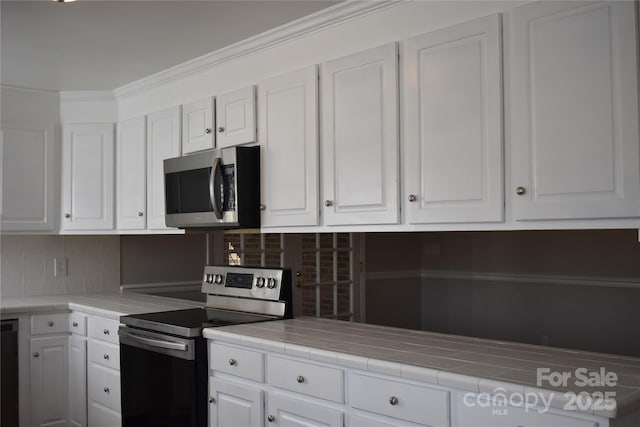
[1,84,59,97]
[59,91,116,103]
[114,0,407,99]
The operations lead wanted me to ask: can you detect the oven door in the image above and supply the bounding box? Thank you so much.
[119,327,207,427]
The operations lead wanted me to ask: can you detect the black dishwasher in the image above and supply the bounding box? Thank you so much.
[1,319,19,426]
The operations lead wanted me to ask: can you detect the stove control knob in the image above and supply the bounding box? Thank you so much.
[205,274,213,284]
[266,278,277,289]
[256,277,265,288]
[215,274,224,285]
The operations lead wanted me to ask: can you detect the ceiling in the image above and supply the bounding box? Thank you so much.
[0,0,337,92]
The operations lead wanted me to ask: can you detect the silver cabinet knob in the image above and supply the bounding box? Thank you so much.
[324,200,333,207]
[217,126,224,133]
[138,212,144,217]
[259,204,266,211]
[64,213,71,218]
[72,322,78,327]
[267,415,275,423]
[33,352,39,358]
[209,397,215,404]
[103,387,110,393]
[296,375,305,384]
[389,396,398,406]
[516,186,526,195]
[228,358,236,366]
[408,194,417,202]
[205,128,212,134]
[103,354,109,360]
[103,329,110,335]
[47,321,54,327]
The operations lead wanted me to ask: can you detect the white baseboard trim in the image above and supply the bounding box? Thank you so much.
[365,270,640,289]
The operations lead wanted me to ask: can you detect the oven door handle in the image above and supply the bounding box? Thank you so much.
[210,157,223,220]
[119,328,187,352]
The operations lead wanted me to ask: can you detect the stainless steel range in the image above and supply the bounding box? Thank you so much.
[118,265,292,427]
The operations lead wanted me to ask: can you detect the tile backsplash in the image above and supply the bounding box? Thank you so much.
[0,235,120,297]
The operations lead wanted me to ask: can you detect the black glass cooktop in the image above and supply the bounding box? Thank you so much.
[120,308,276,338]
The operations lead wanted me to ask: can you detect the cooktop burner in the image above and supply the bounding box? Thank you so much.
[120,307,278,338]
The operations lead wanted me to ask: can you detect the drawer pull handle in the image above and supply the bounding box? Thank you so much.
[228,358,236,366]
[103,354,110,360]
[48,321,54,327]
[296,375,305,384]
[209,397,215,404]
[267,415,275,423]
[389,396,398,406]
[33,352,40,358]
[103,329,110,335]
[72,322,78,327]
[104,387,110,394]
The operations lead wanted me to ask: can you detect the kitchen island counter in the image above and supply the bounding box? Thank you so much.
[204,317,640,420]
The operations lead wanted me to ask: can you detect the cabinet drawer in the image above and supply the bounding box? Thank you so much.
[31,313,70,335]
[88,316,120,344]
[69,312,87,336]
[88,401,121,426]
[210,342,264,382]
[267,355,344,403]
[349,372,450,427]
[88,340,120,371]
[88,363,121,412]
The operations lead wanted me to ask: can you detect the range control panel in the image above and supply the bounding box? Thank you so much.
[201,265,289,302]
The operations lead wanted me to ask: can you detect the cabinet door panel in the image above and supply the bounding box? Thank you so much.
[147,106,181,229]
[216,86,256,148]
[321,43,399,225]
[182,97,215,154]
[1,126,55,231]
[209,378,263,427]
[31,336,69,427]
[68,335,87,427]
[510,1,640,220]
[259,66,319,227]
[62,124,114,230]
[117,116,146,229]
[405,14,503,223]
[267,393,343,427]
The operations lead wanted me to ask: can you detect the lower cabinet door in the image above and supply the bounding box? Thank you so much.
[267,393,344,427]
[88,401,121,427]
[209,378,263,427]
[31,335,69,427]
[68,335,87,427]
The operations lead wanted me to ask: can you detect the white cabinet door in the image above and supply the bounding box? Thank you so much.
[216,86,256,148]
[147,106,181,229]
[405,14,503,224]
[68,335,87,427]
[62,124,114,230]
[209,378,263,427]
[510,1,640,220]
[182,97,215,154]
[321,43,399,225]
[267,393,343,427]
[259,66,319,227]
[1,125,56,231]
[31,336,69,427]
[116,116,146,230]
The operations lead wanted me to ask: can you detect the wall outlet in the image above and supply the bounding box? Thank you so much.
[423,243,441,256]
[54,257,68,277]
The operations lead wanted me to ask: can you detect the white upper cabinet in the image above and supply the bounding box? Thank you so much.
[146,106,181,229]
[404,14,504,224]
[117,116,146,230]
[510,1,640,220]
[258,66,319,227]
[182,97,215,154]
[321,43,400,225]
[61,124,114,231]
[1,125,56,231]
[215,86,256,148]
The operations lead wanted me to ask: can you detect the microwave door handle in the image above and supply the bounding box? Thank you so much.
[210,157,223,219]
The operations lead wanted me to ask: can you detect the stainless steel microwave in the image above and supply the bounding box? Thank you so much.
[163,146,260,229]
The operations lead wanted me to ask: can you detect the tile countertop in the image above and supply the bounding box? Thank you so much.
[203,317,640,419]
[0,292,203,320]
